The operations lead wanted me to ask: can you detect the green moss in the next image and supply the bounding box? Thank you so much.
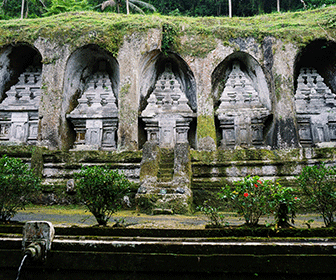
[31,146,46,178]
[139,143,160,180]
[0,144,34,157]
[43,150,142,165]
[178,32,217,58]
[0,7,335,59]
[120,82,131,96]
[161,22,178,54]
[197,114,216,142]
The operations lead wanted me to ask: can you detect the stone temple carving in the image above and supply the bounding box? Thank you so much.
[141,64,195,148]
[0,66,41,144]
[295,67,336,147]
[67,65,118,150]
[216,61,271,148]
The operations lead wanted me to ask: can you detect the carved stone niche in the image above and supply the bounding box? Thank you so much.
[66,63,118,151]
[0,66,41,144]
[295,67,336,147]
[216,61,270,148]
[141,64,195,149]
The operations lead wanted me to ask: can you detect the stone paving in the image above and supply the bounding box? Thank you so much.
[12,207,326,229]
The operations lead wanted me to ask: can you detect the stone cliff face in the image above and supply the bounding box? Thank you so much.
[1,13,336,211]
[0,15,335,154]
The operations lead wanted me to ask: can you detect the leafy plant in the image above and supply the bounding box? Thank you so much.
[43,0,90,16]
[0,155,40,222]
[198,200,225,227]
[76,166,131,226]
[161,23,177,55]
[296,163,336,227]
[219,176,273,226]
[271,182,298,228]
[100,0,156,14]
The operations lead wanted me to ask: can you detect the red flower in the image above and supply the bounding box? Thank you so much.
[257,180,262,184]
[244,192,249,197]
[294,197,298,200]
[254,184,258,188]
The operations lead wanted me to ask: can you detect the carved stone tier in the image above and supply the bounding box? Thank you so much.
[66,71,118,150]
[295,67,336,147]
[216,61,271,148]
[0,66,41,144]
[141,64,195,148]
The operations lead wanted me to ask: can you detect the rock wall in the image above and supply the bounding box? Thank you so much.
[1,28,335,151]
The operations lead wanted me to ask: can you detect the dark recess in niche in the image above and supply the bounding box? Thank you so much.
[294,39,336,94]
[1,44,42,103]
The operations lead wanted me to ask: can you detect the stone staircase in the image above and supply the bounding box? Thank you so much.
[157,148,174,189]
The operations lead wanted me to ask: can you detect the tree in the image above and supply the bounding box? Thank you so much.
[76,166,131,226]
[297,163,336,227]
[0,155,40,222]
[101,0,155,14]
[44,0,89,16]
[277,0,280,12]
[228,0,232,17]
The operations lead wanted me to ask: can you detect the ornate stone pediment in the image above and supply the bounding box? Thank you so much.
[216,61,271,148]
[67,69,118,150]
[295,67,336,147]
[0,66,41,144]
[141,64,195,148]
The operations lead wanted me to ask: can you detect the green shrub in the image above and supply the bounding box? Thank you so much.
[297,163,336,227]
[198,200,226,227]
[219,176,273,226]
[0,155,40,222]
[76,166,131,226]
[271,182,298,228]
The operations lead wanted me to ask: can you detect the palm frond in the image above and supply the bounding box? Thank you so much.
[129,2,145,14]
[130,0,156,11]
[101,0,116,10]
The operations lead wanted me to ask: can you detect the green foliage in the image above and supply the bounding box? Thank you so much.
[271,182,298,228]
[0,155,40,222]
[44,0,90,16]
[161,23,177,54]
[296,163,336,227]
[219,176,273,226]
[198,199,226,227]
[75,166,131,226]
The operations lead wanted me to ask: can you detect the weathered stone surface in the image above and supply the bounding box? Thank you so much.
[141,64,195,148]
[295,67,336,147]
[216,60,271,148]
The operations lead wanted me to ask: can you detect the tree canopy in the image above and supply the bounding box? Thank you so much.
[0,0,335,19]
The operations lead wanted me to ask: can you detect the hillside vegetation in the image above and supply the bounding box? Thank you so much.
[0,6,335,55]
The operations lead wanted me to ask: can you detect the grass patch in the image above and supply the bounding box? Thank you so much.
[0,7,335,56]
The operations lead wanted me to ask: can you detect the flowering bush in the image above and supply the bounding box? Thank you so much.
[296,163,336,227]
[219,176,273,226]
[271,182,298,228]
